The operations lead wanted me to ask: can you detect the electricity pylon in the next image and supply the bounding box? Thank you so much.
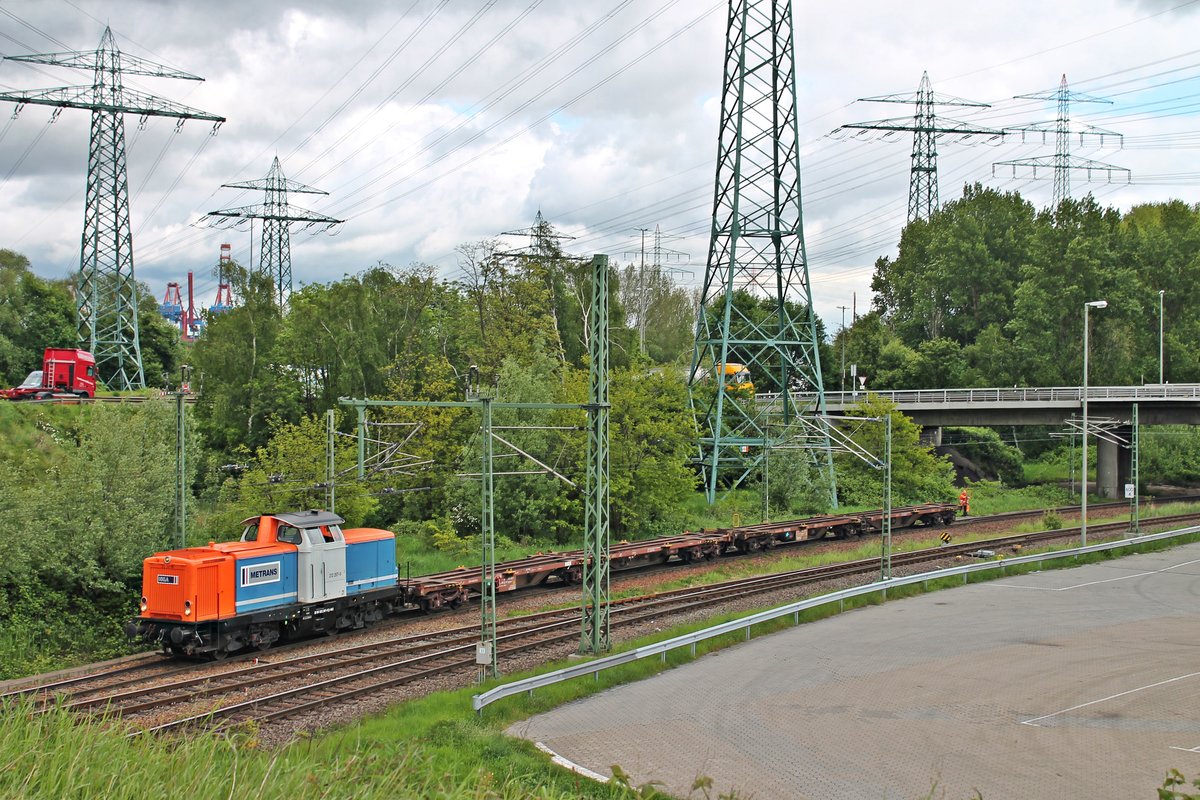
[994,74,1129,208]
[688,0,834,504]
[203,157,343,307]
[836,71,1001,223]
[0,27,224,389]
[501,209,575,257]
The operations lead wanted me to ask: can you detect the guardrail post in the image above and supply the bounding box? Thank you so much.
[691,642,696,657]
[745,626,751,641]
[661,652,666,664]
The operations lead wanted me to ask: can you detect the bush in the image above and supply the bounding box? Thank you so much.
[943,426,1024,485]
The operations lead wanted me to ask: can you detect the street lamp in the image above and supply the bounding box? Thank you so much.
[1081,299,1107,547]
[1159,290,1165,384]
[838,305,849,394]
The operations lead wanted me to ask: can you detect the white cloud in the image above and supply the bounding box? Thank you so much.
[0,0,1196,336]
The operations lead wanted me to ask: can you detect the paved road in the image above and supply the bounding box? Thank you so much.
[510,543,1200,799]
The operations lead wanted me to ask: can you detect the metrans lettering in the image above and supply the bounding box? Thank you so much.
[241,561,281,586]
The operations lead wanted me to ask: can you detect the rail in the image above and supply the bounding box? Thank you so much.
[472,523,1200,712]
[759,384,1200,407]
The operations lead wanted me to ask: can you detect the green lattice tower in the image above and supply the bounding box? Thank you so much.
[838,72,998,224]
[688,0,833,503]
[206,157,342,307]
[580,254,611,654]
[0,27,224,389]
[995,75,1128,209]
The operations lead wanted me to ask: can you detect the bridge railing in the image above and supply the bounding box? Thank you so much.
[757,384,1200,407]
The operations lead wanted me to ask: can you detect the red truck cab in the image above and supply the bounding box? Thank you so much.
[0,348,96,399]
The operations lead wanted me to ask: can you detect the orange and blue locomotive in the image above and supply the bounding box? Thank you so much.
[129,510,400,659]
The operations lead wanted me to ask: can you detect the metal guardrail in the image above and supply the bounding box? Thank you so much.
[766,384,1200,407]
[472,524,1200,712]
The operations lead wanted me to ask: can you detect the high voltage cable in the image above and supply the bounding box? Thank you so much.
[316,0,700,216]
[307,0,546,187]
[297,0,501,179]
[279,0,430,165]
[135,0,642,267]
[288,0,461,170]
[310,0,642,198]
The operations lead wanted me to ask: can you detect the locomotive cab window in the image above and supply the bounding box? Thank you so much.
[277,525,302,545]
[240,522,259,542]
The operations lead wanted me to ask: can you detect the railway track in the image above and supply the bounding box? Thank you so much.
[7,496,1190,710]
[48,510,1186,737]
[950,494,1200,529]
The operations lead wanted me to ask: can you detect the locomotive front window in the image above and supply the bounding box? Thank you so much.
[240,524,258,542]
[277,525,302,545]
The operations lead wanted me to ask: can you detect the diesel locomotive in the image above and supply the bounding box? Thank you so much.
[129,510,400,659]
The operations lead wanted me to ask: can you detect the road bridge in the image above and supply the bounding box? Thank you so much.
[775,385,1200,498]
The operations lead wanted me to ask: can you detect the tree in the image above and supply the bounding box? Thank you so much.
[0,250,75,385]
[873,184,1035,347]
[190,266,298,454]
[205,414,379,541]
[607,366,698,537]
[834,394,956,507]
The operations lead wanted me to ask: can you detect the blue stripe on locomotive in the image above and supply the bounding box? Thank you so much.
[346,538,398,594]
[234,552,298,612]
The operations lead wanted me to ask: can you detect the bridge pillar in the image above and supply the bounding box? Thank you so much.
[1095,433,1132,498]
[919,426,942,447]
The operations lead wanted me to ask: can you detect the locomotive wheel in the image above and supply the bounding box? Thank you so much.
[210,648,229,662]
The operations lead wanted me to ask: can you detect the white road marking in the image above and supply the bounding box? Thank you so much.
[995,558,1200,592]
[1170,745,1200,754]
[1022,670,1200,726]
[535,741,610,783]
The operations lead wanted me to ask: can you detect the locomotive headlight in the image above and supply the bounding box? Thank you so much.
[184,601,192,617]
[140,597,148,612]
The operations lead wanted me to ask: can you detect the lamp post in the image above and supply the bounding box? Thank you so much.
[1159,290,1165,384]
[837,305,849,394]
[1081,299,1107,547]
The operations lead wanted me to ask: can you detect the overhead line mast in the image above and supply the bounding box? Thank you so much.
[0,27,224,390]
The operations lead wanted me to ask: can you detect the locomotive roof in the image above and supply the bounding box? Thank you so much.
[240,509,346,528]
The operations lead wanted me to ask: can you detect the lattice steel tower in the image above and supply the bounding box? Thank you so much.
[995,75,1128,209]
[837,72,1001,223]
[204,157,343,307]
[688,0,832,503]
[0,27,224,389]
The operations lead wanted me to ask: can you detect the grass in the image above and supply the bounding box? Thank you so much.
[963,479,1074,515]
[0,700,636,800]
[7,513,1200,799]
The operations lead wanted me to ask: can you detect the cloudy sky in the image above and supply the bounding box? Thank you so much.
[0,0,1197,332]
